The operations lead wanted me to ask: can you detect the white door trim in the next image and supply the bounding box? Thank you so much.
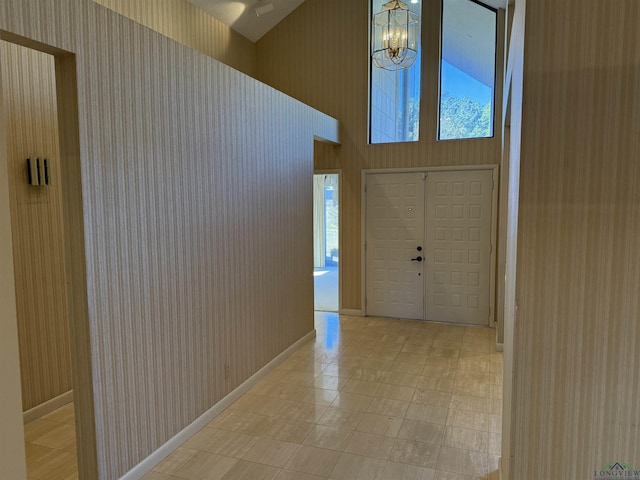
[362,165,499,326]
[489,166,499,327]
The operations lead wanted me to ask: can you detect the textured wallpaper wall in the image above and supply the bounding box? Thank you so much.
[0,0,338,478]
[510,0,640,477]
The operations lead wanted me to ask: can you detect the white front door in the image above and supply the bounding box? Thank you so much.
[365,173,425,320]
[365,169,493,325]
[425,170,493,325]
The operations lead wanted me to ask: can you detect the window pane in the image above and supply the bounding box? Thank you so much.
[370,0,422,144]
[439,0,496,140]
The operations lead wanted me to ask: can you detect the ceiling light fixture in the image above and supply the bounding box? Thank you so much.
[255,0,275,17]
[372,0,419,71]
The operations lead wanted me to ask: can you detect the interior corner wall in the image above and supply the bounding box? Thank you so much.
[256,0,504,314]
[1,0,338,478]
[500,0,525,477]
[496,2,515,347]
[509,0,640,477]
[1,41,73,413]
[91,0,257,77]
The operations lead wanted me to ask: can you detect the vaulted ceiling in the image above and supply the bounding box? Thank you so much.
[188,0,508,43]
[188,0,307,42]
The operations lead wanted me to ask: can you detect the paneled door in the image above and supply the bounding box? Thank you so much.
[365,173,426,320]
[365,170,493,325]
[425,170,493,325]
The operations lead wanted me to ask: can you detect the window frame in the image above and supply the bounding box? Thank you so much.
[368,0,424,145]
[437,0,498,142]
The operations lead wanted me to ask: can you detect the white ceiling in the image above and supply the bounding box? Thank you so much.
[188,0,307,42]
[188,0,508,44]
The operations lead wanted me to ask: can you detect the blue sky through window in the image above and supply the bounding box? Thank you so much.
[441,60,492,105]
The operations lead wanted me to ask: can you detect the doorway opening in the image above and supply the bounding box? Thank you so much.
[1,33,95,479]
[1,39,78,480]
[313,173,339,312]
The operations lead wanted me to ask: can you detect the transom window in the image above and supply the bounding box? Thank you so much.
[369,0,422,144]
[439,0,497,140]
[368,0,497,144]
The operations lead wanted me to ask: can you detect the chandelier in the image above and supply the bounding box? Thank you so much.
[371,0,419,71]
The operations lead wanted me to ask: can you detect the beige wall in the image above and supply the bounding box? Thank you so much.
[0,0,338,478]
[257,0,504,313]
[0,56,28,480]
[506,0,640,477]
[1,41,72,412]
[92,0,257,77]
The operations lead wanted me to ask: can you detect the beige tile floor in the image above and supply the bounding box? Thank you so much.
[24,312,503,480]
[24,402,78,480]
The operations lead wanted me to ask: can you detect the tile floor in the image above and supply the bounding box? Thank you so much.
[24,312,503,480]
[313,267,339,312]
[24,402,78,480]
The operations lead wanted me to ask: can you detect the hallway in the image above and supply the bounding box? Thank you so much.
[25,313,502,479]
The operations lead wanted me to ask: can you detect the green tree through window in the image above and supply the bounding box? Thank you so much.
[438,0,497,140]
[439,92,492,140]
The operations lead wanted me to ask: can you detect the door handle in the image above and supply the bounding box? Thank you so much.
[411,256,423,262]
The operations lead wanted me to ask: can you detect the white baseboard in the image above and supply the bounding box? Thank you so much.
[495,343,504,352]
[340,309,365,316]
[23,390,73,424]
[119,330,316,480]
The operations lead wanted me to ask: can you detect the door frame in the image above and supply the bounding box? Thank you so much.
[314,169,342,313]
[361,165,499,326]
[0,34,97,477]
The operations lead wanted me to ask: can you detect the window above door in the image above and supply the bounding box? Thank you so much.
[368,0,498,144]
